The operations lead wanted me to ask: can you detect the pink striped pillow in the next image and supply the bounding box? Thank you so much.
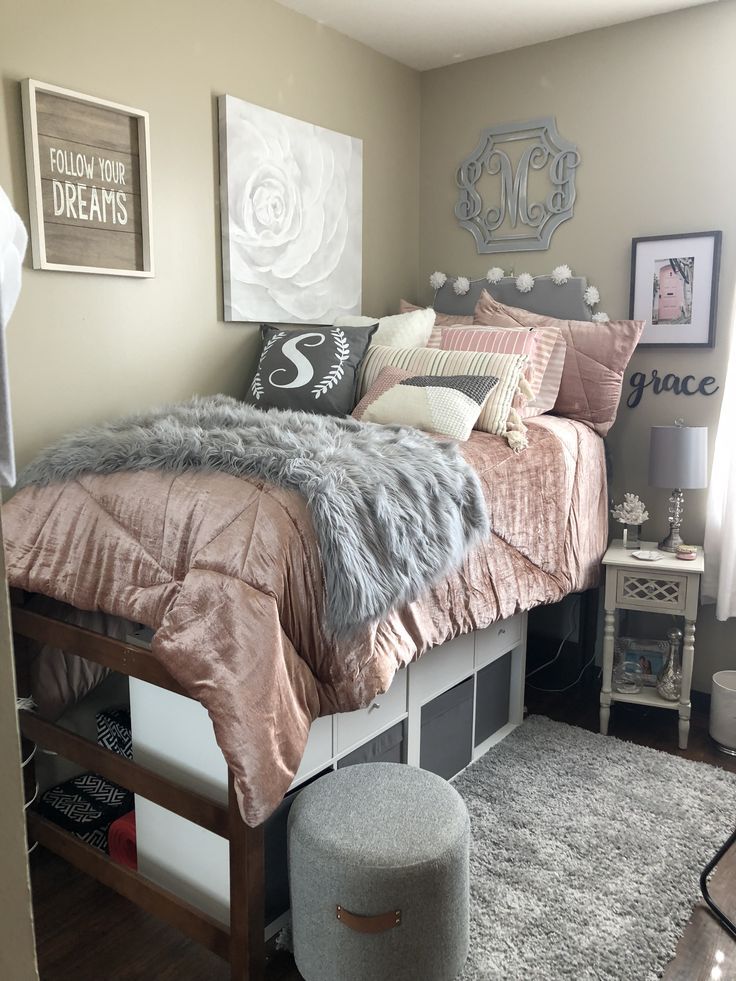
[440,326,551,418]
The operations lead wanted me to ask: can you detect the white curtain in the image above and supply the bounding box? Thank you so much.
[703,315,736,619]
[0,185,27,488]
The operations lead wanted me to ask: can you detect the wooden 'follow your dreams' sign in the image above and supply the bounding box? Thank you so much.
[21,79,153,276]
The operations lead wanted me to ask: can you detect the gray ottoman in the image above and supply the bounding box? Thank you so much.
[288,762,470,981]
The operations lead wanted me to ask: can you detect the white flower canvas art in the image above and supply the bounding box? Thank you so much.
[219,95,363,323]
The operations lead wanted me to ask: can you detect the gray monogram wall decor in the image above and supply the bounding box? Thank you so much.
[455,117,580,254]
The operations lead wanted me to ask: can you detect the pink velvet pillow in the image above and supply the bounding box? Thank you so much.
[473,290,644,436]
[439,326,555,418]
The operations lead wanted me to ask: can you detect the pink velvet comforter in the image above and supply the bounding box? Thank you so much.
[3,416,607,825]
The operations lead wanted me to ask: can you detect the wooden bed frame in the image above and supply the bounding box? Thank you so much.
[12,594,592,981]
[13,604,268,981]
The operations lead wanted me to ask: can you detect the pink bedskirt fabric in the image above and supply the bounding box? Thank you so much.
[4,417,607,825]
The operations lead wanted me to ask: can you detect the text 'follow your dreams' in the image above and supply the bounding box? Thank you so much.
[48,146,129,225]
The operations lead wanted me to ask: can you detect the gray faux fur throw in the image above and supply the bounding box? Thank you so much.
[19,395,490,635]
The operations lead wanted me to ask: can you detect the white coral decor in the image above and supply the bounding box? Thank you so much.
[516,273,534,294]
[583,285,600,307]
[486,266,505,284]
[592,312,610,323]
[429,271,447,290]
[551,264,572,286]
[453,276,470,296]
[611,493,649,526]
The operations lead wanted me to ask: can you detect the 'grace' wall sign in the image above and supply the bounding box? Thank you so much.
[627,369,719,408]
[21,79,153,277]
[455,116,580,254]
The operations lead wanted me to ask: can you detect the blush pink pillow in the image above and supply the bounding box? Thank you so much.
[439,326,554,418]
[473,290,644,436]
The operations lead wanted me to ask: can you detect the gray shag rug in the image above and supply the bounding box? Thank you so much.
[454,716,736,981]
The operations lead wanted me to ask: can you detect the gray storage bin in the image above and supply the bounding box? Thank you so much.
[420,677,474,779]
[474,652,511,747]
[338,720,406,768]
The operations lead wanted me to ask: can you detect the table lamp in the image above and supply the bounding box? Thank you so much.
[648,423,708,552]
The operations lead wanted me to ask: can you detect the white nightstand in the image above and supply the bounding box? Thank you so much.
[599,539,704,749]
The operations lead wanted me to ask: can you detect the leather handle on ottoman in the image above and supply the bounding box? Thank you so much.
[336,905,401,933]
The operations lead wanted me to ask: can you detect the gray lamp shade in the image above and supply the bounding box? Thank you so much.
[648,426,708,489]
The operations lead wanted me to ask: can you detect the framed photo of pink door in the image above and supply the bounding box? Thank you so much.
[630,231,721,348]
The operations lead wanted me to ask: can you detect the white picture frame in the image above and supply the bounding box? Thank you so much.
[21,78,154,277]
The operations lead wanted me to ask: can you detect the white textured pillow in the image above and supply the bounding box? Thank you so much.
[353,366,499,441]
[358,345,531,449]
[335,308,435,348]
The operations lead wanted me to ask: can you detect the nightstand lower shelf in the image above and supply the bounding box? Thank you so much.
[608,689,686,711]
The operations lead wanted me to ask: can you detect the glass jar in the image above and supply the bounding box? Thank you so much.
[614,660,643,694]
[623,523,641,550]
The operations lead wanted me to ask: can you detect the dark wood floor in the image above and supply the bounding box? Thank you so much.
[30,679,736,981]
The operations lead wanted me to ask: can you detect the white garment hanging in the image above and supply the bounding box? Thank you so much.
[703,316,736,620]
[0,186,28,488]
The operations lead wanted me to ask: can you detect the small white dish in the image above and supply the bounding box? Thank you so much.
[631,550,663,562]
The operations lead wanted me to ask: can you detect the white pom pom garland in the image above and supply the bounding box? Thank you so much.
[425,266,606,312]
[551,264,572,286]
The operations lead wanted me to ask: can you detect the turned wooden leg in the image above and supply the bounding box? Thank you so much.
[228,772,265,981]
[600,609,615,736]
[678,620,696,751]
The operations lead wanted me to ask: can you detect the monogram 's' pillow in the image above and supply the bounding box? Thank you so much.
[335,307,435,348]
[472,290,644,436]
[247,324,377,416]
[358,345,531,450]
[353,366,499,442]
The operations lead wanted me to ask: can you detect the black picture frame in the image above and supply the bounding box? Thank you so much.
[629,230,722,348]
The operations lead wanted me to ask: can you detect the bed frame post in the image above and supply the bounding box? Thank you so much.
[228,771,265,981]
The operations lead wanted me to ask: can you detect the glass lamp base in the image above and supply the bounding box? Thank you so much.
[658,527,684,553]
[658,489,685,553]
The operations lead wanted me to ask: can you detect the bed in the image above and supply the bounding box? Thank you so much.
[7,278,611,980]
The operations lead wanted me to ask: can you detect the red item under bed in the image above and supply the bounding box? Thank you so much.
[108,810,137,870]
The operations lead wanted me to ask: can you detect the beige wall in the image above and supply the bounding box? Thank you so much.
[0,0,421,468]
[419,1,736,690]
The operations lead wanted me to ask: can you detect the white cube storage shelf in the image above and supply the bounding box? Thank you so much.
[131,612,527,937]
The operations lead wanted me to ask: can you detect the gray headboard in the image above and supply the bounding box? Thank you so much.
[433,275,592,322]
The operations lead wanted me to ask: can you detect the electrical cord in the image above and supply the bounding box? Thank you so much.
[528,650,599,693]
[526,594,599,693]
[24,782,39,811]
[525,595,580,680]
